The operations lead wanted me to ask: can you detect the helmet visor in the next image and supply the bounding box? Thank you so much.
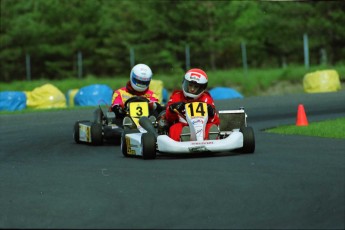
[182,80,206,96]
[131,73,151,89]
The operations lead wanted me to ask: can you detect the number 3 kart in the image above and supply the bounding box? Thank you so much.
[73,96,158,145]
[121,102,255,159]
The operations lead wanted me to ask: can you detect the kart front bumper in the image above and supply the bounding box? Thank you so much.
[157,132,243,153]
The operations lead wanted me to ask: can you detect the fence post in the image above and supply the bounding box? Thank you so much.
[320,48,327,65]
[77,51,83,79]
[185,44,190,71]
[303,33,309,69]
[281,56,287,69]
[25,53,31,81]
[241,41,248,76]
[130,47,135,68]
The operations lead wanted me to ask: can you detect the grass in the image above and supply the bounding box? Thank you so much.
[265,117,345,139]
[1,64,344,97]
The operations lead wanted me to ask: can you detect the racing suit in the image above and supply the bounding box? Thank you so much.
[110,81,161,118]
[165,90,220,141]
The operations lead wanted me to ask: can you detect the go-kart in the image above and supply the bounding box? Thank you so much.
[121,102,255,159]
[73,96,158,145]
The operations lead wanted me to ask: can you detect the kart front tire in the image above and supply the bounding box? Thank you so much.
[240,126,255,153]
[73,121,81,144]
[91,123,103,145]
[121,130,139,157]
[142,133,156,160]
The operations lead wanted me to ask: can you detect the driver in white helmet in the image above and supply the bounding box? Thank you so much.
[109,64,162,118]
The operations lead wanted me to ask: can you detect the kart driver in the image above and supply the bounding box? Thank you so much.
[165,68,220,141]
[110,63,163,118]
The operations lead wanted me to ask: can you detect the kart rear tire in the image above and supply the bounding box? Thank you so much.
[91,123,103,145]
[142,133,156,160]
[94,107,103,124]
[240,126,255,153]
[73,121,81,144]
[121,129,140,157]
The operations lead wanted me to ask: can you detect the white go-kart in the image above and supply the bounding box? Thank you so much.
[121,102,255,159]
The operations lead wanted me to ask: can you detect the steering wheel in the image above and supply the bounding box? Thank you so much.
[124,96,150,110]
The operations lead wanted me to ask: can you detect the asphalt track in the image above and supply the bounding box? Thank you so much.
[1,91,344,229]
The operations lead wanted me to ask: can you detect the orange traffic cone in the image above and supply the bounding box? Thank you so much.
[296,104,309,126]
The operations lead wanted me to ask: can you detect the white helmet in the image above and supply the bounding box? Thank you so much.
[182,68,208,99]
[130,64,153,92]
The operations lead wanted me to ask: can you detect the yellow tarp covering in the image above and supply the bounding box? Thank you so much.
[149,79,164,104]
[303,70,341,93]
[24,83,67,109]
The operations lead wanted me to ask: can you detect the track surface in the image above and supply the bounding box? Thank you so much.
[1,91,344,229]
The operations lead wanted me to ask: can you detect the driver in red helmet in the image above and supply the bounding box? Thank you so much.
[165,68,220,141]
[110,63,163,118]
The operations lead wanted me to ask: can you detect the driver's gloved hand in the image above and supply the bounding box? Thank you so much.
[111,105,125,117]
[149,101,157,110]
[149,102,164,117]
[169,102,185,113]
[207,104,215,117]
[150,102,164,113]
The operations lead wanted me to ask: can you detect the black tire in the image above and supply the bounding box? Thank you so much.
[93,107,104,124]
[91,123,103,145]
[73,121,81,144]
[141,133,157,160]
[240,126,255,153]
[121,129,140,157]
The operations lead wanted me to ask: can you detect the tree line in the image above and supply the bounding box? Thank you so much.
[1,0,344,82]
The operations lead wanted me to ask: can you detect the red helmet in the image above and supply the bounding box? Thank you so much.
[182,68,208,99]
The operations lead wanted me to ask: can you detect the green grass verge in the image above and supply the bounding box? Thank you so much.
[265,117,345,139]
[1,65,344,97]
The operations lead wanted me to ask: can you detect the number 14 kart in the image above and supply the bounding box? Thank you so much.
[122,101,255,159]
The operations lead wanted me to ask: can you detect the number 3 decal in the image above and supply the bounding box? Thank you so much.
[136,106,143,116]
[129,102,149,118]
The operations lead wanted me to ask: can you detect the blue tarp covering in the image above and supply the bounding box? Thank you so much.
[209,87,243,100]
[162,88,168,105]
[74,84,113,106]
[0,91,27,111]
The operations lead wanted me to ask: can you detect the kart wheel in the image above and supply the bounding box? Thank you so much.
[93,107,103,124]
[121,130,139,157]
[141,133,156,160]
[73,121,81,144]
[240,126,255,153]
[91,123,103,145]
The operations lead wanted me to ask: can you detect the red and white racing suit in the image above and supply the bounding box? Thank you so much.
[165,90,220,141]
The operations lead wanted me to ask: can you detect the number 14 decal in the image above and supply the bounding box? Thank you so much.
[185,102,208,117]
